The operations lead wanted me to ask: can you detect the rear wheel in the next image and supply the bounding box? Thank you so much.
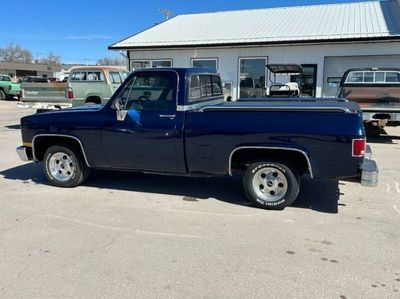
[43,144,90,187]
[0,90,6,100]
[243,161,300,210]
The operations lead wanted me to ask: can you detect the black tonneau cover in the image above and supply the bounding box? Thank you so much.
[201,98,360,113]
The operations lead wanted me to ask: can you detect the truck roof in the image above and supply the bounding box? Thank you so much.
[133,67,218,76]
[68,66,127,72]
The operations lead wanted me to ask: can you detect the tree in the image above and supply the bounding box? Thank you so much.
[0,43,33,63]
[96,56,126,66]
[39,51,61,65]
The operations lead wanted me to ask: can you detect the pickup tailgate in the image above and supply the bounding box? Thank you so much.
[341,86,400,111]
[21,82,69,103]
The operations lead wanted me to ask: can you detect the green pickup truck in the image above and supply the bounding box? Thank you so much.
[0,75,21,100]
[20,66,128,110]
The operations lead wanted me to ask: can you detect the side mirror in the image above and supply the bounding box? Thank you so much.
[116,110,128,122]
[114,98,128,121]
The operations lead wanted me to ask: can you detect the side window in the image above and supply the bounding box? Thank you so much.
[87,71,104,81]
[71,72,86,81]
[364,72,374,83]
[189,75,201,101]
[211,75,223,96]
[189,75,223,102]
[200,75,212,98]
[123,74,174,111]
[346,72,363,83]
[109,72,122,84]
[385,72,400,83]
[375,72,385,83]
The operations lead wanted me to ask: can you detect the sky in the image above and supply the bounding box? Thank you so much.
[0,0,372,64]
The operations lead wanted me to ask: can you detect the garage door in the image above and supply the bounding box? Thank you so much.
[323,55,400,97]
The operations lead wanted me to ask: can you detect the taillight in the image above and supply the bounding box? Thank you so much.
[352,138,366,157]
[67,87,74,100]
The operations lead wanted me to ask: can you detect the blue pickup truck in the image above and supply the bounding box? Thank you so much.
[16,68,378,210]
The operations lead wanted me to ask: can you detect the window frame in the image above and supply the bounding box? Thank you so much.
[190,58,219,71]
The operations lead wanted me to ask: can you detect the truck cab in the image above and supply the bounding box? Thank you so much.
[0,74,21,100]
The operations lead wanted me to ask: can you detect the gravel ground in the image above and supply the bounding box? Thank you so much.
[0,100,399,298]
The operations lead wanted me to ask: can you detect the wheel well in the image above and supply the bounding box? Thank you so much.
[33,136,87,165]
[85,96,101,104]
[230,148,311,176]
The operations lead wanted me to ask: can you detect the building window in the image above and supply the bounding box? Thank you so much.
[238,57,268,99]
[191,58,218,71]
[130,59,172,71]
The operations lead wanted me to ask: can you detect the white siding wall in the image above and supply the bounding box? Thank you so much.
[129,41,400,100]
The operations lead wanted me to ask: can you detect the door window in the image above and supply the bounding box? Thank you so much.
[118,73,175,111]
[239,58,267,99]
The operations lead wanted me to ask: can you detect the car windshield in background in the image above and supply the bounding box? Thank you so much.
[345,71,400,84]
[121,72,129,80]
[109,72,122,84]
[0,76,11,81]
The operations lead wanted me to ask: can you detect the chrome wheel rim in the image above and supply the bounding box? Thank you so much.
[48,152,75,182]
[252,167,288,202]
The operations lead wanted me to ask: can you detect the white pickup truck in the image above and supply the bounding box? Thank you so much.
[20,66,128,111]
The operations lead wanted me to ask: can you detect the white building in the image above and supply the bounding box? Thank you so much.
[109,0,400,100]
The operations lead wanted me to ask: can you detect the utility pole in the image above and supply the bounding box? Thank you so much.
[160,9,172,20]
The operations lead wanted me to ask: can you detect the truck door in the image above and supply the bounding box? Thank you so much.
[101,70,183,172]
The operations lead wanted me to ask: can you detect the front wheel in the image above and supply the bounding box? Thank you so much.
[0,90,6,100]
[243,161,300,210]
[43,144,90,187]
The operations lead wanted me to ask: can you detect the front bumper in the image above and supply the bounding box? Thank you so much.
[360,145,379,187]
[16,146,31,162]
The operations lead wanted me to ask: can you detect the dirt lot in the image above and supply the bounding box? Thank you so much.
[0,100,399,298]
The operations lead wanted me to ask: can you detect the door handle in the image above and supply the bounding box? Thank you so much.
[159,114,176,119]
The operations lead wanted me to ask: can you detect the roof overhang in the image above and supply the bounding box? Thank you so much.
[109,36,400,51]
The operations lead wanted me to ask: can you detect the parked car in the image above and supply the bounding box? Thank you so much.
[239,77,265,98]
[22,76,49,83]
[338,68,400,127]
[20,66,129,110]
[16,68,378,210]
[0,74,21,100]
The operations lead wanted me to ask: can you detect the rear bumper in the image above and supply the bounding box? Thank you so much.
[360,145,378,187]
[16,146,32,162]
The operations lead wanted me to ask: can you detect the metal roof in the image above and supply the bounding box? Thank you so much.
[110,0,400,49]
